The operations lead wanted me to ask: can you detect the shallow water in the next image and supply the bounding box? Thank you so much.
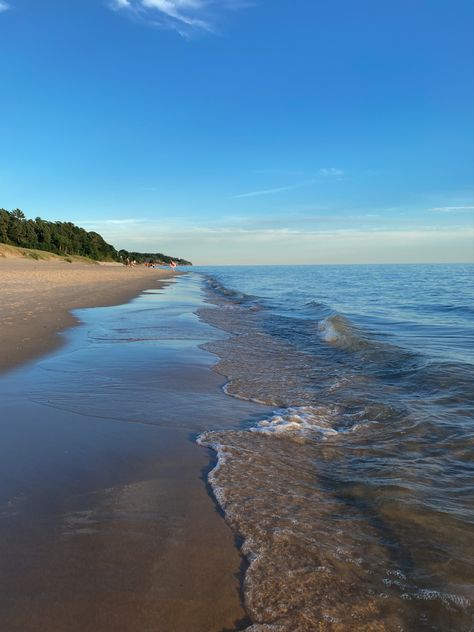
[195,264,474,631]
[0,274,268,632]
[1,266,472,630]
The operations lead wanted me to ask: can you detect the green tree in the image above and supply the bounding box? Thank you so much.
[0,209,9,243]
[11,208,26,221]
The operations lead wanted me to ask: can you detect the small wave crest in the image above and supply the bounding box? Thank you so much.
[205,275,257,306]
[318,314,371,351]
[303,299,330,313]
[249,405,359,442]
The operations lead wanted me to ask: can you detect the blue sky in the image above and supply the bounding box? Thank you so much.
[0,0,473,264]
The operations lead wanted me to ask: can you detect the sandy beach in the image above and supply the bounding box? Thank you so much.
[0,257,174,374]
[0,263,267,631]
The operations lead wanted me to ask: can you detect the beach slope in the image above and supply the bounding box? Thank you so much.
[0,254,174,373]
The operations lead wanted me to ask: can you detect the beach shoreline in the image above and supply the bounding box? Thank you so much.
[0,257,176,374]
[0,270,267,631]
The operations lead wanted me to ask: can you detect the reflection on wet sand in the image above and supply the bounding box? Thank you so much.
[0,275,268,632]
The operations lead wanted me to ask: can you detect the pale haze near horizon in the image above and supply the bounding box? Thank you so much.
[83,222,474,266]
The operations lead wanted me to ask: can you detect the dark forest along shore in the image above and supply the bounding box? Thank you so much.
[0,274,269,632]
[195,264,474,632]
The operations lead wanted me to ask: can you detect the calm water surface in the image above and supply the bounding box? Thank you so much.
[192,264,474,631]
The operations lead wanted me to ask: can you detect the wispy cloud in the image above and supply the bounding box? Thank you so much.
[73,212,473,264]
[254,168,306,177]
[318,167,344,177]
[430,205,474,213]
[232,181,313,199]
[109,0,254,36]
[232,167,345,199]
[78,218,147,226]
[109,223,474,264]
[253,167,344,179]
[0,1,10,13]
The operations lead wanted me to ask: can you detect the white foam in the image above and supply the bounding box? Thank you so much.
[318,318,340,343]
[222,381,269,405]
[318,314,370,352]
[414,588,471,609]
[197,431,235,513]
[250,406,339,441]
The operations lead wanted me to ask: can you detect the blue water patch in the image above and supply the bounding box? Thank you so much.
[194,263,474,631]
[194,263,474,364]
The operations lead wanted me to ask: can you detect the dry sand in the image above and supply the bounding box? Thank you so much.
[0,257,174,374]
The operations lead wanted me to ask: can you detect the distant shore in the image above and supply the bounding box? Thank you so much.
[0,256,175,374]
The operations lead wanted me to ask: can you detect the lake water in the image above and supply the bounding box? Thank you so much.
[0,275,265,632]
[193,264,474,631]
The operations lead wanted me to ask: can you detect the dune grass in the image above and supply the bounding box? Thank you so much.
[0,243,99,264]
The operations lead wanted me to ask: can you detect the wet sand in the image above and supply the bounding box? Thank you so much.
[0,406,245,631]
[0,257,174,374]
[0,272,270,631]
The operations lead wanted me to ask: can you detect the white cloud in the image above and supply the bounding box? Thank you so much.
[107,224,474,265]
[430,205,474,213]
[0,1,10,13]
[232,181,312,199]
[143,0,210,29]
[254,168,306,177]
[79,218,147,226]
[232,170,344,199]
[69,209,473,264]
[318,168,344,177]
[109,0,253,35]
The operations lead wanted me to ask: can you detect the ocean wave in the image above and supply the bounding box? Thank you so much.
[197,270,474,631]
[318,314,372,351]
[204,275,257,305]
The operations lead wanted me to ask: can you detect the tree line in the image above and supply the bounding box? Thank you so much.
[0,208,191,265]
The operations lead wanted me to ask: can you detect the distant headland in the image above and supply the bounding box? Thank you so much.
[0,208,192,266]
